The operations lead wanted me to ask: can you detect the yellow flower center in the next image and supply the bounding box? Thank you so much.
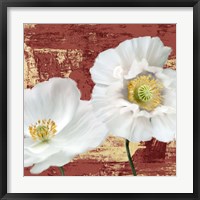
[29,119,57,142]
[128,75,163,111]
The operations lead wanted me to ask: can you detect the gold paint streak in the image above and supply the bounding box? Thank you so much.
[74,135,141,162]
[24,24,36,29]
[56,51,66,64]
[24,47,83,84]
[165,58,176,70]
[34,48,83,68]
[168,141,176,147]
[24,43,39,88]
[61,70,72,78]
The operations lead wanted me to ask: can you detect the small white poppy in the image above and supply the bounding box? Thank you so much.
[90,36,176,143]
[24,78,108,174]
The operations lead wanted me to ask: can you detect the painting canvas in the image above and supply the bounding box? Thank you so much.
[24,24,176,176]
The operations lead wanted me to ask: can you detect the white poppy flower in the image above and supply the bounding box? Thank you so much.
[90,36,176,143]
[24,78,108,174]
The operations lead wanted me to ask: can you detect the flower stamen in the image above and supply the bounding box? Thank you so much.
[128,75,163,111]
[29,119,57,142]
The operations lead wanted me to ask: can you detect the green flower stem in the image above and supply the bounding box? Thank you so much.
[59,166,65,176]
[125,139,137,176]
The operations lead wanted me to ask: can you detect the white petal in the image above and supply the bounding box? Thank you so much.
[90,49,123,85]
[25,141,50,154]
[113,66,124,79]
[24,137,36,147]
[162,88,176,108]
[134,104,176,119]
[155,105,176,114]
[107,111,153,142]
[24,139,61,167]
[24,78,80,137]
[151,114,176,142]
[106,111,134,140]
[134,110,152,118]
[115,39,137,70]
[30,150,74,174]
[163,68,177,88]
[124,58,148,79]
[156,68,176,88]
[55,101,108,149]
[163,68,176,79]
[144,65,163,74]
[130,117,153,142]
[24,152,39,167]
[116,99,139,114]
[115,36,171,68]
[90,36,171,86]
[97,98,152,142]
[91,83,127,122]
[145,37,172,67]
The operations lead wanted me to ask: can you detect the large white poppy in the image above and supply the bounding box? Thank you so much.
[24,78,108,174]
[90,36,176,143]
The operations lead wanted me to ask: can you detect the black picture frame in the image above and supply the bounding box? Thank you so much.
[0,0,199,199]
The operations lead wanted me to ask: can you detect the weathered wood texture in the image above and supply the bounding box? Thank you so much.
[24,24,176,176]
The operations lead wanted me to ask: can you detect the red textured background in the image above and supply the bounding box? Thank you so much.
[24,24,176,176]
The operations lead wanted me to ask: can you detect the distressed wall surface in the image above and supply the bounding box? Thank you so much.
[24,24,176,176]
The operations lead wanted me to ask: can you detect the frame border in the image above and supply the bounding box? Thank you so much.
[0,0,199,199]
